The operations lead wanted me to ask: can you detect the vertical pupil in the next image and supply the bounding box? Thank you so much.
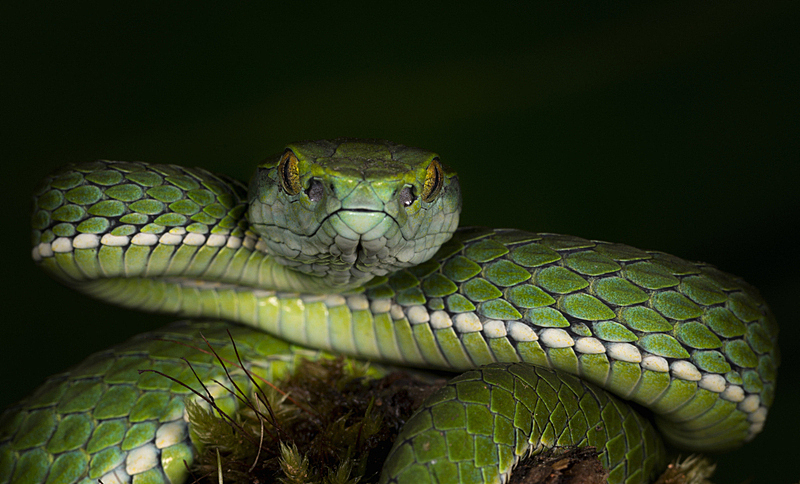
[423,161,442,201]
[281,153,298,193]
[282,156,292,183]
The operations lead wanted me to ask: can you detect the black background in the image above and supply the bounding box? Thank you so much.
[1,3,798,482]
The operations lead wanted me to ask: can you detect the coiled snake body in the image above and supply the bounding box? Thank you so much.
[0,139,778,483]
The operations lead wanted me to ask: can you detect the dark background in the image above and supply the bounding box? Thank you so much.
[1,3,797,482]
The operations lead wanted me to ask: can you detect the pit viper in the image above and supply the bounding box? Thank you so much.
[0,139,778,484]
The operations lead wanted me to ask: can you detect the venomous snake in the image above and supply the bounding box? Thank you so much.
[0,139,778,483]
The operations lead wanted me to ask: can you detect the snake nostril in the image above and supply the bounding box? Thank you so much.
[307,179,324,202]
[398,186,416,207]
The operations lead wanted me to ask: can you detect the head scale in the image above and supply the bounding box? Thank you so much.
[248,139,461,289]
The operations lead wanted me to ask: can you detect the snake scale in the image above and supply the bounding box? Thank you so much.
[0,139,778,484]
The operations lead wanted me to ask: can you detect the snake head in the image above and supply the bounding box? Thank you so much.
[248,139,462,289]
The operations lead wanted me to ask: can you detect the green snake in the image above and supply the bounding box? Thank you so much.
[0,139,778,484]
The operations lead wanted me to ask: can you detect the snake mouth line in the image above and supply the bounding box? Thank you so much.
[309,208,401,238]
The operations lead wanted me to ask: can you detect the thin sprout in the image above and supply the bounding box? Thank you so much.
[199,333,285,442]
[216,449,223,484]
[150,335,316,412]
[137,368,257,446]
[226,329,305,427]
[249,401,266,473]
[182,356,215,402]
[224,329,293,430]
[199,332,255,406]
[148,337,282,391]
[206,377,282,444]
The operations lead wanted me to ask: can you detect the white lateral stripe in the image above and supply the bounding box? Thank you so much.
[453,313,482,333]
[324,295,346,307]
[159,233,183,245]
[748,406,768,423]
[670,360,701,381]
[101,234,129,246]
[406,305,430,325]
[131,233,158,246]
[183,233,206,246]
[507,321,538,342]
[370,298,392,314]
[430,311,453,329]
[539,329,574,348]
[482,320,506,338]
[738,394,760,413]
[206,234,227,247]
[347,295,370,311]
[51,237,73,253]
[641,355,669,372]
[606,343,641,363]
[390,304,405,320]
[155,421,187,449]
[748,421,765,437]
[698,374,726,392]
[226,236,242,249]
[574,337,605,354]
[721,385,745,403]
[125,442,157,474]
[74,233,100,249]
[38,242,53,257]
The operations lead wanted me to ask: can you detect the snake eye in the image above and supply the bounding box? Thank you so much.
[420,158,444,203]
[278,150,302,195]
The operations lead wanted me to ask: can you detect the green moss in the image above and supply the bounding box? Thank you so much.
[186,357,440,484]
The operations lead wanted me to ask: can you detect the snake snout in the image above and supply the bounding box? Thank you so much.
[326,209,403,268]
[332,210,396,238]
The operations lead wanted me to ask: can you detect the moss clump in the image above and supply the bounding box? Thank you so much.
[187,357,443,484]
